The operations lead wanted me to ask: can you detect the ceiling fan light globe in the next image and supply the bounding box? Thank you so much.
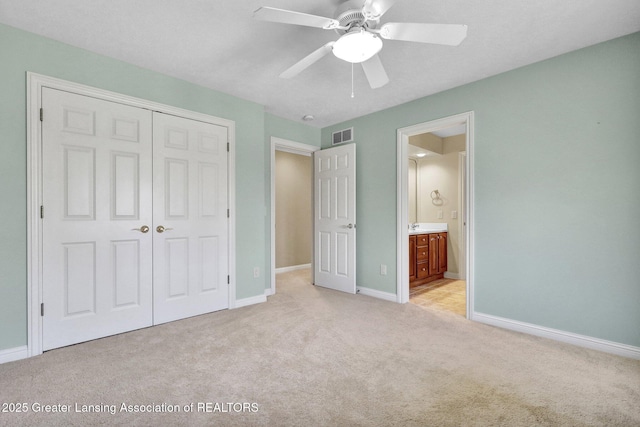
[332,30,383,63]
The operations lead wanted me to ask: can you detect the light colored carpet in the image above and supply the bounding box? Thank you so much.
[1,268,639,426]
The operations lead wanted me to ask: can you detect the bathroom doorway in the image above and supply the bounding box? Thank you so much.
[396,112,474,318]
[407,127,466,316]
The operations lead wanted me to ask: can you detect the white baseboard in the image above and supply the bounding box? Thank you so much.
[444,272,461,280]
[234,294,267,309]
[275,263,311,274]
[473,312,640,360]
[0,345,29,364]
[357,286,397,302]
[264,287,274,297]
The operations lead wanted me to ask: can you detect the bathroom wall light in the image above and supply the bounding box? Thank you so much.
[416,152,427,158]
[332,29,383,63]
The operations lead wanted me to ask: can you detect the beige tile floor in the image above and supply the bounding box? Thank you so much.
[409,279,466,317]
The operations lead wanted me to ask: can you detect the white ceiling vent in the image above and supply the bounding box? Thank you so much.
[332,127,354,145]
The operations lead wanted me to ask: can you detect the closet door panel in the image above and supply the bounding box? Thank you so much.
[42,88,153,351]
[152,112,229,324]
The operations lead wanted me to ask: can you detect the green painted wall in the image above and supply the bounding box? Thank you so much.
[0,23,272,350]
[265,113,321,146]
[264,113,321,288]
[322,32,640,347]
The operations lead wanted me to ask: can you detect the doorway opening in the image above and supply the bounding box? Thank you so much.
[269,138,319,296]
[407,127,466,316]
[396,112,474,319]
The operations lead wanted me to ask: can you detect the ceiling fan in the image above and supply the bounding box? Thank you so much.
[254,0,467,89]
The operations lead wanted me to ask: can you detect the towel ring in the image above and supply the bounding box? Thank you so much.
[431,190,443,206]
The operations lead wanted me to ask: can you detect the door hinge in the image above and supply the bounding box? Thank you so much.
[227,209,229,218]
[227,142,229,152]
[40,205,44,219]
[40,108,43,122]
[227,275,230,284]
[41,303,44,317]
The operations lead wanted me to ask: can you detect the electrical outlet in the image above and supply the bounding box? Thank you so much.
[380,264,387,275]
[437,210,443,219]
[253,267,260,278]
[451,210,457,219]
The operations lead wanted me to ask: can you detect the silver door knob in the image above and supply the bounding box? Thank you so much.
[132,225,149,233]
[346,223,355,229]
[156,225,173,233]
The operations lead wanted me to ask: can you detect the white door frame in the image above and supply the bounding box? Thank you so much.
[396,112,475,319]
[268,137,319,296]
[26,72,237,357]
[458,152,467,280]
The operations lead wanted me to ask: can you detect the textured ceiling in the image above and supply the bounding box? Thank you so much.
[1,0,639,128]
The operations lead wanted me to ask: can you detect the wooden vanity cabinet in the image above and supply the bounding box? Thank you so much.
[428,234,438,276]
[409,235,416,281]
[416,235,429,280]
[409,232,447,287]
[437,233,447,274]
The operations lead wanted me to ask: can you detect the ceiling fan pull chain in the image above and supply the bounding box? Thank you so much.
[351,62,355,98]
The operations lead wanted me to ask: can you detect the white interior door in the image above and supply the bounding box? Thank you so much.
[314,143,356,293]
[42,88,153,351]
[152,112,229,324]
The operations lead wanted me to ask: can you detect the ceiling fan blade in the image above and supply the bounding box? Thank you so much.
[280,42,335,79]
[254,6,340,30]
[361,54,389,89]
[380,23,468,46]
[362,0,398,20]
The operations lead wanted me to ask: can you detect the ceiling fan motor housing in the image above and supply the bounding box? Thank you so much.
[334,0,377,35]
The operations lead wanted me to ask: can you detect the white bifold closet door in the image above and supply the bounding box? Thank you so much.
[41,88,228,351]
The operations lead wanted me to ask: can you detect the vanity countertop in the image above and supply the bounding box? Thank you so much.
[408,222,448,235]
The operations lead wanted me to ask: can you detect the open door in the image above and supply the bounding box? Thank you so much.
[314,143,356,293]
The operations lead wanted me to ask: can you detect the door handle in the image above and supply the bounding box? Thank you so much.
[346,223,356,229]
[156,225,173,233]
[132,225,150,233]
